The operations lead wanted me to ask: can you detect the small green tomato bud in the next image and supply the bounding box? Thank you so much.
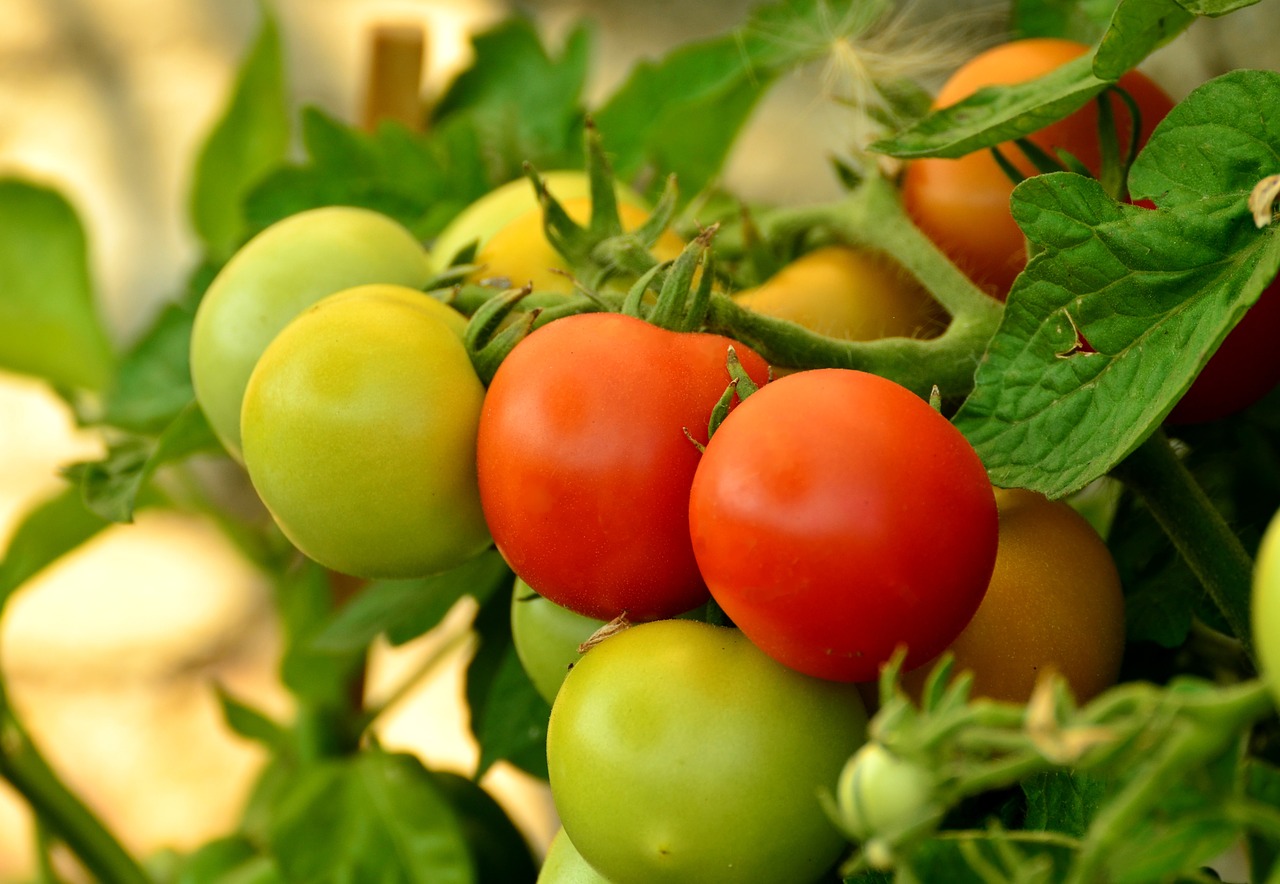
[837,742,938,843]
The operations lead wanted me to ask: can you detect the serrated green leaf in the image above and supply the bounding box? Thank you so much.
[64,402,219,523]
[953,72,1280,496]
[431,17,591,179]
[266,750,475,884]
[1093,0,1196,78]
[310,550,511,653]
[189,5,290,262]
[0,180,114,390]
[0,485,109,612]
[466,590,550,780]
[100,301,197,434]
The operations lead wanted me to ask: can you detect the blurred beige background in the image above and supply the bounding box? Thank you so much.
[0,0,1277,879]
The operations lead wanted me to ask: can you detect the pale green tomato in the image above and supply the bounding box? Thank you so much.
[537,829,613,884]
[240,284,489,578]
[190,206,432,462]
[510,579,608,706]
[429,171,648,273]
[547,620,868,884]
[836,743,938,843]
[1254,507,1280,708]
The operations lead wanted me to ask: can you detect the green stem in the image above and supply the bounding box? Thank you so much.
[1111,429,1256,664]
[0,706,151,884]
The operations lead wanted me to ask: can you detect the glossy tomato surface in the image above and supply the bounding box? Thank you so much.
[904,487,1125,703]
[547,619,867,884]
[689,368,998,682]
[477,312,770,621]
[190,206,432,461]
[901,38,1175,299]
[240,284,490,578]
[510,578,608,705]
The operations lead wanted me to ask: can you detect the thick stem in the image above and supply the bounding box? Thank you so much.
[1111,429,1256,664]
[0,709,150,884]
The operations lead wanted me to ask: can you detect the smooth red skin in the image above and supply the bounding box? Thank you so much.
[902,38,1175,300]
[477,313,770,622]
[1166,272,1280,424]
[688,369,998,682]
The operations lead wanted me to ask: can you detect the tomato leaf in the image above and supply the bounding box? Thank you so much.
[430,771,539,883]
[1092,0,1196,78]
[430,17,591,178]
[264,750,475,884]
[0,180,114,392]
[1174,0,1262,14]
[310,551,511,653]
[189,3,290,262]
[1245,759,1280,881]
[169,836,282,884]
[953,71,1280,497]
[1012,0,1122,43]
[100,301,197,434]
[466,590,551,780]
[0,486,109,614]
[214,685,289,753]
[1022,770,1109,836]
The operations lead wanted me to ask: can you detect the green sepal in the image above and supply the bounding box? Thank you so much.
[464,285,537,385]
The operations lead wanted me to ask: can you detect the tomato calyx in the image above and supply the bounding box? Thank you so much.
[622,224,719,332]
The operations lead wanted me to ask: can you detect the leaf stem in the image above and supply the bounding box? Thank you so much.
[1111,429,1256,664]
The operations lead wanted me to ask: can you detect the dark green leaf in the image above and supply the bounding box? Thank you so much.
[214,685,288,751]
[1108,492,1202,647]
[1022,770,1110,836]
[0,180,114,390]
[0,486,109,613]
[1245,758,1280,881]
[954,72,1280,496]
[431,17,591,179]
[311,550,511,653]
[64,402,219,523]
[277,560,366,710]
[1174,0,1261,12]
[266,750,475,884]
[173,836,281,884]
[466,590,551,780]
[1012,0,1122,43]
[189,5,290,262]
[1093,0,1196,79]
[100,301,197,434]
[430,771,538,883]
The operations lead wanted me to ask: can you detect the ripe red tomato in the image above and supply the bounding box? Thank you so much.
[688,368,998,682]
[477,313,770,621]
[901,38,1175,299]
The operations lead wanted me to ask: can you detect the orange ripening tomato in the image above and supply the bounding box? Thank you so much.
[471,196,684,293]
[901,38,1176,300]
[904,487,1125,704]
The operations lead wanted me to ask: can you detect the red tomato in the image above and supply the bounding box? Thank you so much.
[688,369,998,682]
[477,313,770,621]
[901,38,1175,299]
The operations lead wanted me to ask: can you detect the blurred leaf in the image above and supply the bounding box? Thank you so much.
[63,402,219,523]
[1174,0,1261,12]
[466,590,551,780]
[1012,0,1122,42]
[1023,770,1110,836]
[0,485,109,613]
[1245,758,1280,881]
[430,17,592,179]
[173,836,281,884]
[312,550,511,653]
[266,750,475,884]
[430,771,538,883]
[215,685,288,752]
[1092,0,1196,78]
[100,301,198,434]
[189,4,290,262]
[0,180,114,391]
[953,73,1280,497]
[277,561,366,710]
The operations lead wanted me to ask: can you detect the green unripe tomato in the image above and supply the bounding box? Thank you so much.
[537,829,613,884]
[510,579,608,706]
[240,284,489,578]
[547,620,868,884]
[1254,507,1280,708]
[836,743,938,843]
[191,206,432,461]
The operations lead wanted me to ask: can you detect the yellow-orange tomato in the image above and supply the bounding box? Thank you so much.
[905,487,1125,704]
[732,245,945,345]
[901,38,1174,299]
[472,197,684,293]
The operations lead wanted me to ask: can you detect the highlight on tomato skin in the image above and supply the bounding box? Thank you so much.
[900,37,1176,300]
[688,368,999,683]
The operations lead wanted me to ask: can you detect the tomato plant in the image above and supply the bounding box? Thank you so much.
[189,206,433,461]
[903,487,1125,704]
[731,245,945,348]
[240,284,491,578]
[547,619,867,884]
[689,368,998,682]
[477,311,769,621]
[901,38,1175,299]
